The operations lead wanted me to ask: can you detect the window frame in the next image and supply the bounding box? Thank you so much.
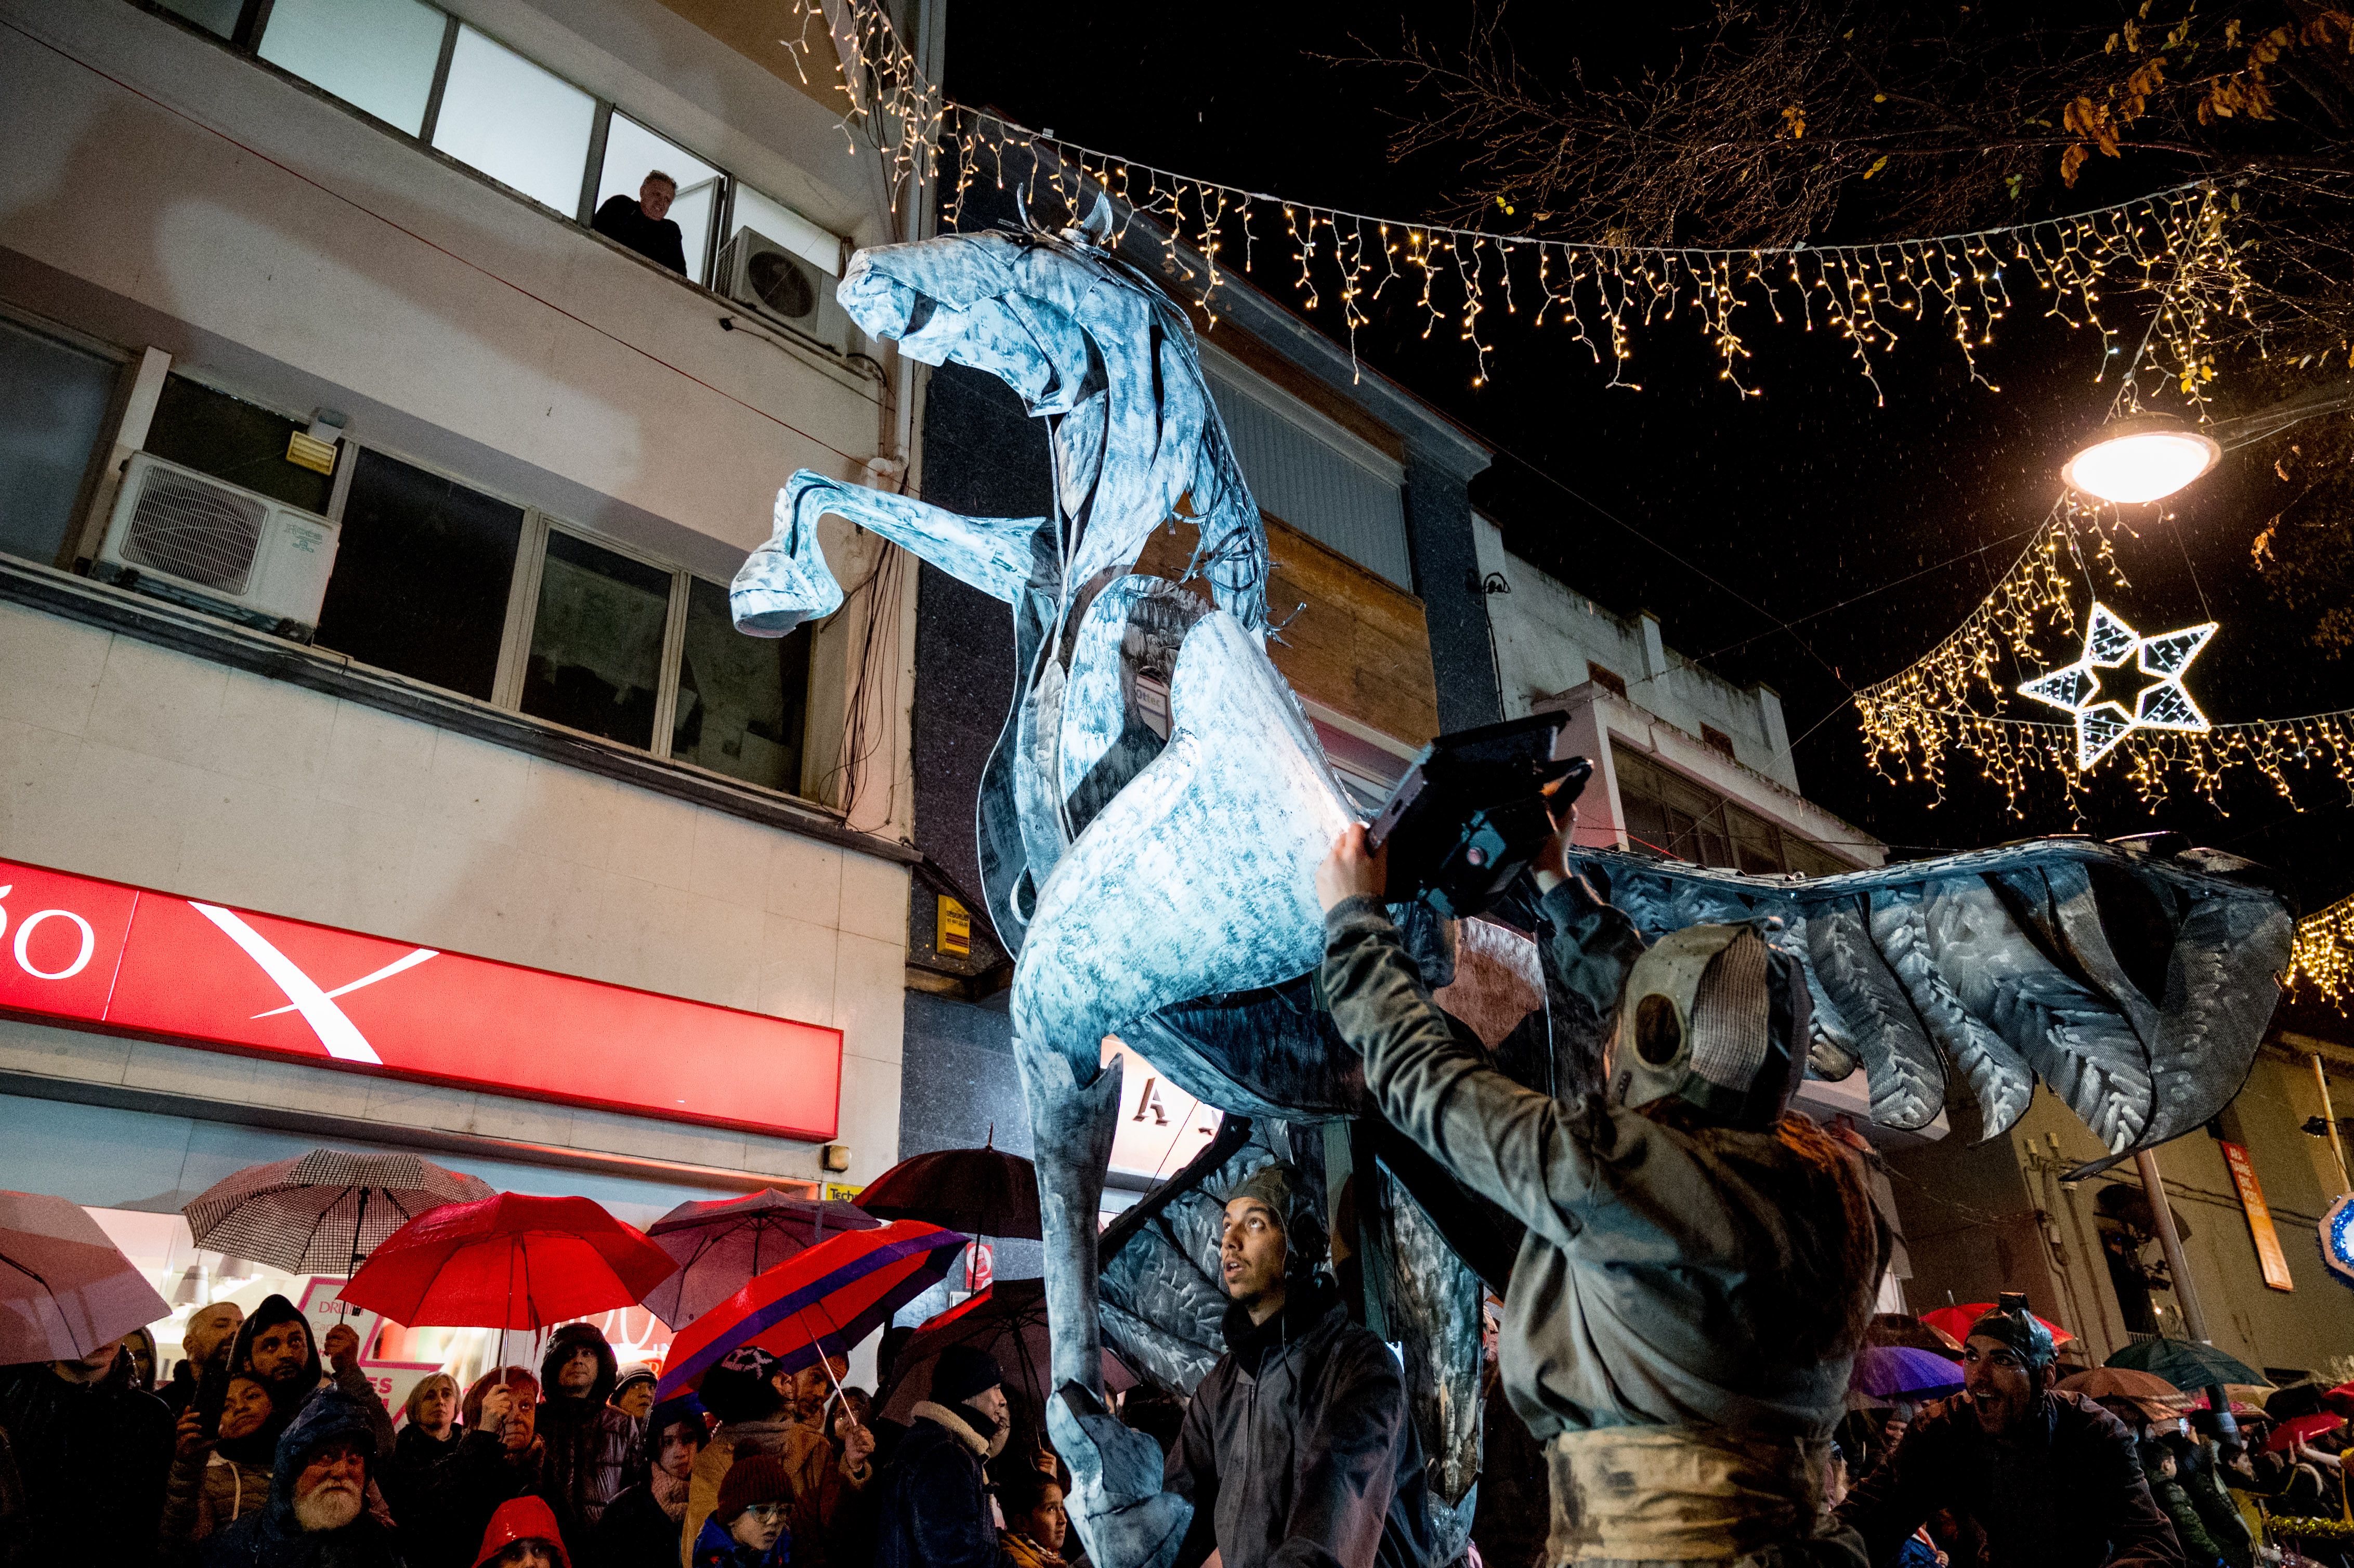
[135,0,842,321]
[0,299,135,572]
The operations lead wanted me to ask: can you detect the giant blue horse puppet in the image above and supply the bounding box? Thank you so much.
[732,198,2295,1568]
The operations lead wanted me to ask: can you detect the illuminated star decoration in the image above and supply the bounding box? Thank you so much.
[2016,602,2218,769]
[2322,1194,2354,1289]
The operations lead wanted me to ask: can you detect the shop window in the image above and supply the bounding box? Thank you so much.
[313,449,523,700]
[596,115,725,283]
[141,375,333,516]
[429,25,596,214]
[0,317,116,568]
[670,577,810,793]
[1586,662,1628,700]
[520,529,670,748]
[257,0,447,136]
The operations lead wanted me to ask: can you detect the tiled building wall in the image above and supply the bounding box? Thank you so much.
[0,600,907,1183]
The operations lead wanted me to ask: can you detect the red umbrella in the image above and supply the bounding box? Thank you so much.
[341,1193,676,1330]
[655,1220,967,1400]
[2265,1412,2346,1453]
[2324,1380,2354,1417]
[644,1189,879,1329]
[1919,1302,2075,1349]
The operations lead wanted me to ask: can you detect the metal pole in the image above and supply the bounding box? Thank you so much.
[2134,1148,2207,1341]
[2316,1054,2352,1196]
[2135,1147,2238,1446]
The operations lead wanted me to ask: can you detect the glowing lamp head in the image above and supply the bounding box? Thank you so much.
[2062,413,2221,505]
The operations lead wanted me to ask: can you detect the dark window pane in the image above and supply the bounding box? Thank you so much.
[521,529,669,748]
[313,449,522,699]
[143,376,333,515]
[670,577,809,793]
[154,0,243,36]
[0,318,114,566]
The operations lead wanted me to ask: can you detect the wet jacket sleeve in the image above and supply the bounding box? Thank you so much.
[1163,1374,1222,1568]
[1276,1338,1410,1568]
[1323,885,1639,1249]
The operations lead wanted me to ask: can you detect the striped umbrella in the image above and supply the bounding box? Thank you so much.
[656,1220,968,1399]
[183,1149,493,1276]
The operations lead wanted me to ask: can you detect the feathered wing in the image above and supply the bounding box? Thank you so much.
[1575,839,2288,1152]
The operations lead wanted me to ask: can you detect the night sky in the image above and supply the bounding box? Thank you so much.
[946,4,2354,918]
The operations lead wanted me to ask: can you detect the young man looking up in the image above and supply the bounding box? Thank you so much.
[1165,1162,1434,1568]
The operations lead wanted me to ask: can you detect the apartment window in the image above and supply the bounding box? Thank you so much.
[1203,359,1411,589]
[672,578,811,793]
[430,25,596,214]
[142,375,333,516]
[0,317,117,568]
[1614,747,1850,876]
[313,449,522,700]
[153,0,243,38]
[520,529,671,748]
[1586,662,1628,700]
[597,115,725,283]
[256,0,446,135]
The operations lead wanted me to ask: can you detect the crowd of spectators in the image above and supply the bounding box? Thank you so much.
[0,1305,1100,1568]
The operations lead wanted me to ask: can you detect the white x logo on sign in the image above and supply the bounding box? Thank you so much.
[189,903,437,1066]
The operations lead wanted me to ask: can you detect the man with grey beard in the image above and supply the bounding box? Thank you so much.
[201,1386,403,1567]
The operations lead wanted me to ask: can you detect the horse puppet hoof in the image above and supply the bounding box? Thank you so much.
[1050,1381,1192,1568]
[730,471,849,636]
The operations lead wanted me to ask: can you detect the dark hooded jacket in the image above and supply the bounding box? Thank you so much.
[201,1387,405,1568]
[0,1356,173,1567]
[538,1324,644,1558]
[226,1297,396,1462]
[1165,1278,1434,1568]
[875,1399,1002,1568]
[1837,1391,2183,1568]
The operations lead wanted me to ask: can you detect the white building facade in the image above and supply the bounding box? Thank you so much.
[0,0,936,1368]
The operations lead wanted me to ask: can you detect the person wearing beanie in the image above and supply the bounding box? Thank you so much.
[612,1369,659,1425]
[596,1395,707,1568]
[691,1455,791,1568]
[538,1324,643,1558]
[877,1344,1010,1568]
[1840,1292,2182,1565]
[1162,1159,1434,1568]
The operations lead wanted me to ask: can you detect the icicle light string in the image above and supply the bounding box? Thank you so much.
[774,0,2257,399]
[2294,893,2354,1011]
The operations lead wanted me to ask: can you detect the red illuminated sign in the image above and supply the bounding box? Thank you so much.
[0,858,841,1141]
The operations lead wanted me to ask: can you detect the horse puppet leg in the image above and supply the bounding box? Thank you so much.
[1018,1040,1194,1568]
[730,469,1048,636]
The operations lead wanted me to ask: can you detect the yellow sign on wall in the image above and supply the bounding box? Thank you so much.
[825,1183,864,1203]
[2219,1141,2295,1292]
[936,895,971,957]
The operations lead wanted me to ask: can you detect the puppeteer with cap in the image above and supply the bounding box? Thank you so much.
[1316,815,1884,1566]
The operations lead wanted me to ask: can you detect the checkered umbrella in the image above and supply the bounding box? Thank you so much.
[182,1149,494,1277]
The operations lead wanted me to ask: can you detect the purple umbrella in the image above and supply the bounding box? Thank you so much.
[1851,1344,1965,1399]
[644,1189,879,1329]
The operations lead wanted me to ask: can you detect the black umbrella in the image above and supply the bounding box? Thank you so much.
[876,1277,1135,1428]
[856,1139,1041,1241]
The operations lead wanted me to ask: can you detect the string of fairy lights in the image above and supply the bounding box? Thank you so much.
[776,0,2254,400]
[776,1,2354,997]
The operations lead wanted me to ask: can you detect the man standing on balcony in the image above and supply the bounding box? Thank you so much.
[593,173,687,275]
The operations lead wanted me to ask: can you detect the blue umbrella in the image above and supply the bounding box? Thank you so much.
[1851,1344,1965,1398]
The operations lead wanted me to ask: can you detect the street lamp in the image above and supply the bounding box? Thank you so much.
[2064,381,2354,505]
[2061,413,2219,505]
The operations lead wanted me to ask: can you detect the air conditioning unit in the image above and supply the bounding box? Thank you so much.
[717,227,859,356]
[92,452,341,642]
